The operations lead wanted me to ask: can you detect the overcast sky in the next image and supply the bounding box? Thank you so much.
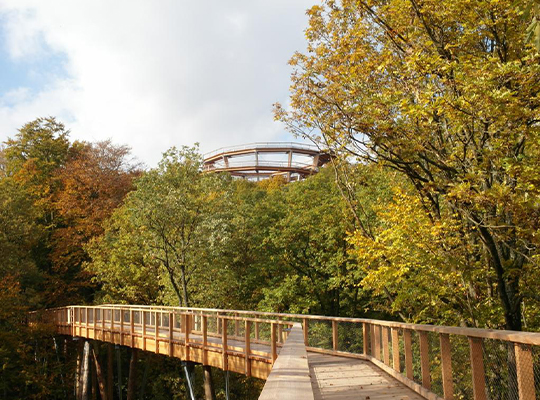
[0,1,316,167]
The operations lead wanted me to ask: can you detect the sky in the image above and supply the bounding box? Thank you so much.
[0,0,316,167]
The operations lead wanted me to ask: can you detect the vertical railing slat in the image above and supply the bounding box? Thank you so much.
[383,327,390,365]
[439,333,454,400]
[245,320,251,377]
[515,343,536,400]
[303,318,309,347]
[404,329,414,380]
[392,328,400,372]
[271,322,277,364]
[419,331,431,390]
[222,318,228,371]
[469,337,487,400]
[332,320,338,352]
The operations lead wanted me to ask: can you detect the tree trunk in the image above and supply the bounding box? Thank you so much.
[91,359,97,400]
[117,346,123,400]
[107,344,114,400]
[203,366,216,400]
[180,265,189,307]
[127,349,139,400]
[81,341,91,400]
[76,341,83,399]
[92,347,108,400]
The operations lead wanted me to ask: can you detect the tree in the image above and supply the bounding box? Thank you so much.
[50,140,139,304]
[276,0,540,330]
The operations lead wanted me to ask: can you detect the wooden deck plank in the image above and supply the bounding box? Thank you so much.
[308,352,425,400]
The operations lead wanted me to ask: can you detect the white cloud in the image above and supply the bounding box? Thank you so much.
[0,0,315,166]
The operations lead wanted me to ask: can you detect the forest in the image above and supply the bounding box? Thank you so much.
[2,0,540,399]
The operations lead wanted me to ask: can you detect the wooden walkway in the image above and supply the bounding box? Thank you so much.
[308,353,423,400]
[36,304,540,400]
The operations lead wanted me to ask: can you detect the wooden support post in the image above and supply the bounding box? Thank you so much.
[101,308,105,340]
[404,329,414,380]
[110,309,114,343]
[271,322,277,364]
[245,321,251,377]
[419,331,431,390]
[130,310,134,348]
[363,323,369,355]
[142,311,146,351]
[278,322,283,344]
[439,333,454,400]
[391,328,400,372]
[169,312,174,357]
[332,320,338,351]
[202,315,208,365]
[222,318,228,371]
[370,324,376,357]
[85,308,89,338]
[185,314,190,361]
[154,311,159,354]
[235,313,239,337]
[120,309,124,346]
[383,327,390,366]
[303,318,309,347]
[107,344,113,400]
[469,337,487,400]
[515,343,535,400]
[374,325,381,360]
[93,308,97,339]
[91,347,108,400]
[255,321,260,341]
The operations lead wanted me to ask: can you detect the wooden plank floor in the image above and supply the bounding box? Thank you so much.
[308,353,425,400]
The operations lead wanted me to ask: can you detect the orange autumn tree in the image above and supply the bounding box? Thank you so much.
[50,140,140,304]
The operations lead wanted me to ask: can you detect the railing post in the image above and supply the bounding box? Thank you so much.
[85,307,89,337]
[383,327,390,365]
[93,308,97,339]
[363,323,369,355]
[439,333,454,400]
[374,325,381,359]
[120,309,124,346]
[255,321,260,341]
[222,318,228,371]
[404,329,414,380]
[303,318,309,347]
[169,312,174,357]
[419,331,431,390]
[101,308,105,339]
[278,322,283,344]
[130,310,135,348]
[332,320,338,351]
[469,337,487,400]
[154,311,159,354]
[515,343,535,400]
[271,322,277,364]
[110,308,115,343]
[235,312,239,337]
[391,328,400,372]
[142,311,146,351]
[185,313,190,361]
[245,320,251,377]
[202,315,208,365]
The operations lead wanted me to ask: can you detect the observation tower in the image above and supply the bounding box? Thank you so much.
[203,142,331,182]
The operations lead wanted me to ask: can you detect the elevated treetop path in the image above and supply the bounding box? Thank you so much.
[203,142,332,182]
[34,304,540,400]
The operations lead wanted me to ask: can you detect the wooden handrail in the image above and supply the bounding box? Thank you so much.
[258,323,314,400]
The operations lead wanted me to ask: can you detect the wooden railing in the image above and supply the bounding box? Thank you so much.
[34,305,540,400]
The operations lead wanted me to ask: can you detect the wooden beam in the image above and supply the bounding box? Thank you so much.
[245,321,251,377]
[392,328,400,372]
[439,333,454,400]
[222,318,228,371]
[383,327,390,366]
[404,329,414,380]
[468,337,487,400]
[303,318,309,347]
[332,320,338,351]
[515,343,535,400]
[271,323,277,364]
[419,331,431,390]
